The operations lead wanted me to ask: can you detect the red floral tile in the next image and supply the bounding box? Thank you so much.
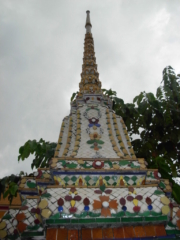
[119,197,126,206]
[101,208,111,217]
[127,196,134,201]
[146,197,152,205]
[57,198,64,206]
[83,198,90,206]
[109,200,118,209]
[135,195,143,201]
[128,187,134,193]
[17,222,27,233]
[93,200,102,210]
[16,213,26,222]
[94,190,102,194]
[99,196,109,202]
[133,206,141,212]
[104,189,112,194]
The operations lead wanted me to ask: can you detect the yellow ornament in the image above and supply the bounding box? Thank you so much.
[117,152,123,157]
[133,199,138,206]
[138,158,144,164]
[44,173,50,179]
[0,230,7,239]
[71,152,77,156]
[76,135,81,140]
[140,164,146,169]
[41,209,52,219]
[71,200,76,207]
[21,178,26,184]
[0,221,6,230]
[160,196,170,205]
[38,199,48,209]
[162,205,170,215]
[78,159,84,164]
[51,163,57,168]
[75,141,80,146]
[113,164,120,169]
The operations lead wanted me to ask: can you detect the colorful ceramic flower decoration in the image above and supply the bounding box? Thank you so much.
[88,118,101,127]
[93,160,104,169]
[89,132,101,140]
[65,188,82,213]
[119,197,127,212]
[132,199,141,213]
[83,198,90,211]
[126,188,143,213]
[161,196,170,215]
[57,198,64,212]
[146,197,153,210]
[87,131,104,151]
[128,187,137,197]
[93,195,118,217]
[94,189,112,195]
[31,207,41,214]
[15,213,28,233]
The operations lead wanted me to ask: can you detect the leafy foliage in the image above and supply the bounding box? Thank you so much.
[18,138,56,169]
[0,174,20,204]
[109,66,180,203]
[70,91,79,102]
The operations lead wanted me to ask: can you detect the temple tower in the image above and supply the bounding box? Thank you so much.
[0,11,179,240]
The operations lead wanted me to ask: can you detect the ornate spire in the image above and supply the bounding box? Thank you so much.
[78,11,102,96]
[85,10,92,33]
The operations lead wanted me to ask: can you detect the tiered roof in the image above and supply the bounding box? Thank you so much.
[0,11,180,240]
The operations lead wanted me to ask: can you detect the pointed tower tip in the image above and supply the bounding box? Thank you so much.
[85,10,92,33]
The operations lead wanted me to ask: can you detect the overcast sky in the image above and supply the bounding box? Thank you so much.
[0,0,180,178]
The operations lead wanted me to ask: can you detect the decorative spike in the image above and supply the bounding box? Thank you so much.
[85,10,92,33]
[78,11,102,96]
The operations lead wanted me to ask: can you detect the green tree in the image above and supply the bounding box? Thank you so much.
[108,66,180,203]
[0,139,56,203]
[18,138,57,169]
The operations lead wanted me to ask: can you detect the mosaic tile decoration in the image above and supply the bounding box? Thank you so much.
[0,198,44,239]
[54,104,138,159]
[53,174,146,187]
[28,186,176,222]
[50,159,144,170]
[1,12,180,240]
